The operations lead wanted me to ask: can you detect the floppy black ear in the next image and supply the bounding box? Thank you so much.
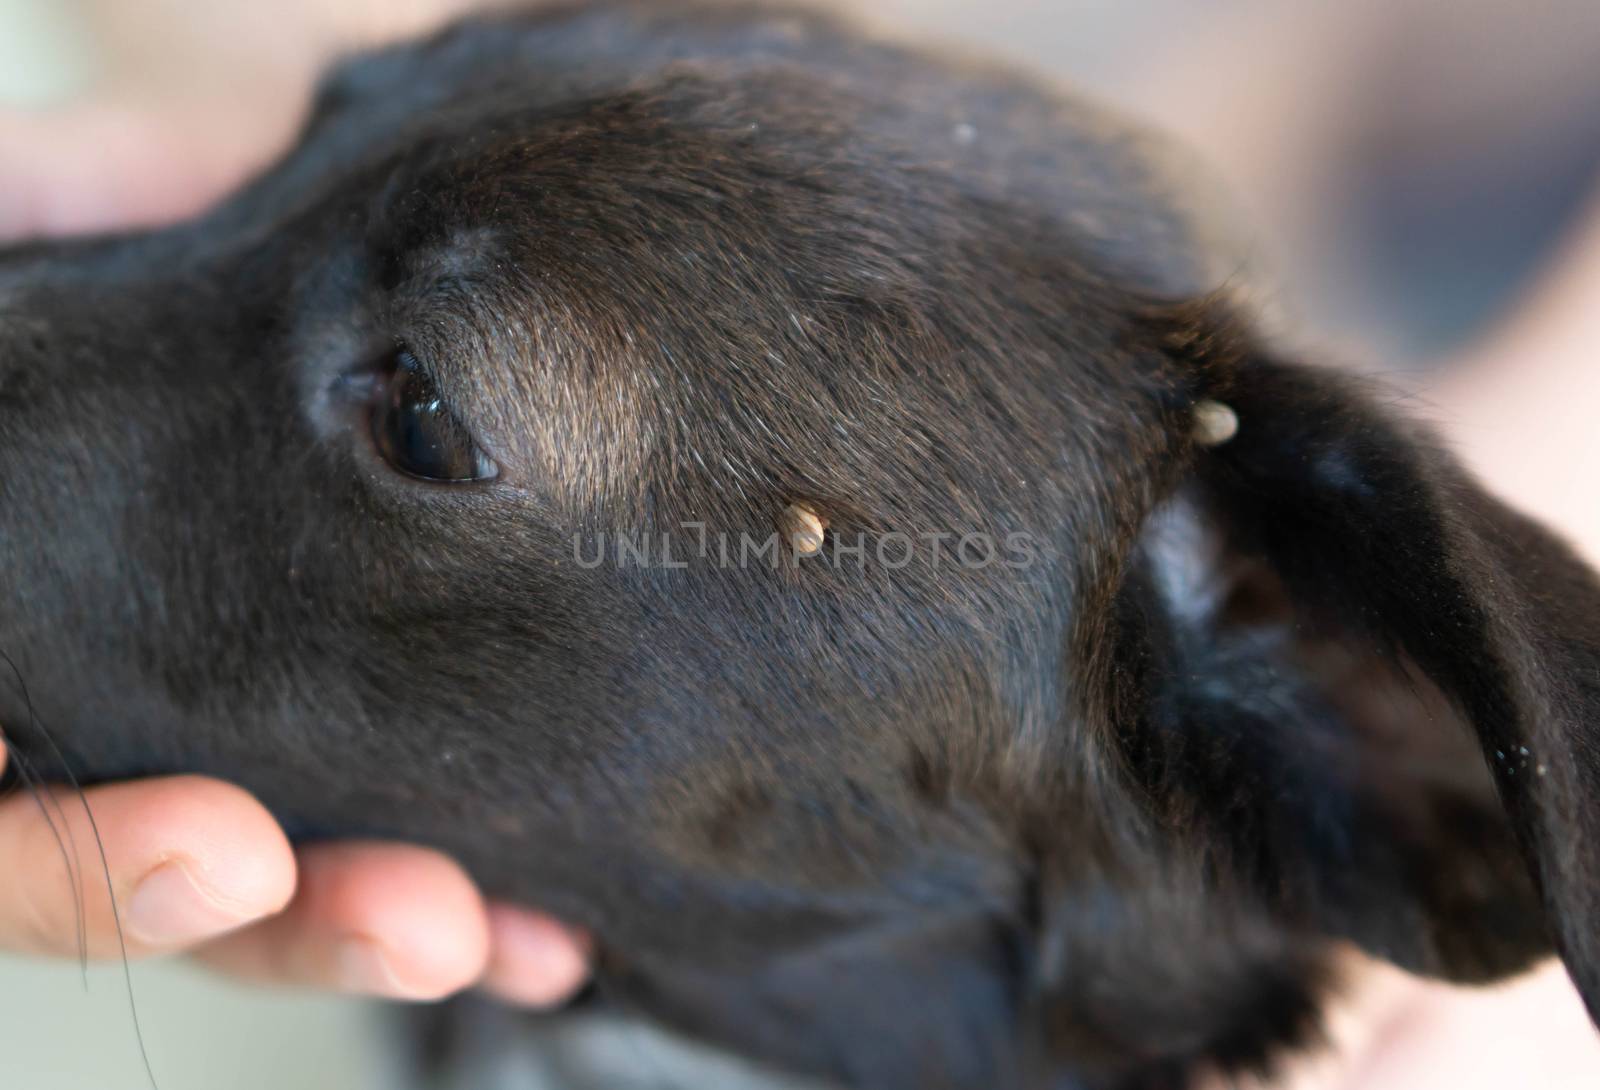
[1138,355,1600,1019]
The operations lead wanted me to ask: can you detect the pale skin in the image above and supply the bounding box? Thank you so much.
[3,0,1600,1080]
[0,753,593,1006]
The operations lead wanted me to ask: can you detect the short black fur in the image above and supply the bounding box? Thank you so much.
[2,4,1598,1088]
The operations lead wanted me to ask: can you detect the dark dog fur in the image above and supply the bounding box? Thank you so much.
[3,3,1598,1088]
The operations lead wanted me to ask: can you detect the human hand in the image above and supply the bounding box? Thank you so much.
[0,743,589,1006]
[0,0,479,241]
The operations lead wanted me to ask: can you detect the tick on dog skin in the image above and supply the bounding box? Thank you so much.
[783,502,827,556]
[14,4,1600,1087]
[1192,399,1239,446]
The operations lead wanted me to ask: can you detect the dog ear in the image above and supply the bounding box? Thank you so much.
[1128,353,1600,1019]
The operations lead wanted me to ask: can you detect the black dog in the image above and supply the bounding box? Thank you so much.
[3,3,1597,1088]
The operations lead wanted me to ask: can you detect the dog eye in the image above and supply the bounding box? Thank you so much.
[371,351,498,482]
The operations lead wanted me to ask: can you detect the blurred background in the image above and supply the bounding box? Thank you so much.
[2,0,1598,1086]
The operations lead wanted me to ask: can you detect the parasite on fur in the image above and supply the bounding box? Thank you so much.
[1192,399,1239,446]
[783,503,827,556]
[9,4,1600,1088]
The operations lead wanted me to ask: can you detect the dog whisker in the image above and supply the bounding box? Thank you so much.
[0,647,161,1090]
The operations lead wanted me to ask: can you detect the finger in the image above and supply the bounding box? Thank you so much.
[0,775,295,958]
[479,903,592,1008]
[195,841,490,1001]
[0,100,298,241]
[1343,961,1600,1090]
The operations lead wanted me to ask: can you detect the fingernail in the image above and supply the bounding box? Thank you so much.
[126,862,255,948]
[336,936,407,996]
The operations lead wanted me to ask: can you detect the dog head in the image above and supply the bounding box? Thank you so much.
[3,3,1597,1087]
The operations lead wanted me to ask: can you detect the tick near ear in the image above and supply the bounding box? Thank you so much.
[1192,399,1239,447]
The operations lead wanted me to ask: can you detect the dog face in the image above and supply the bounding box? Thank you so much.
[3,4,1599,1088]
